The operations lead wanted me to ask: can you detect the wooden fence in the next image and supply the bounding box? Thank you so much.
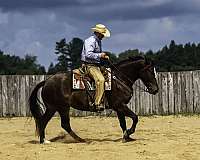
[130,71,200,115]
[0,71,200,117]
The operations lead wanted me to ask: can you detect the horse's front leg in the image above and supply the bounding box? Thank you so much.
[116,111,127,133]
[117,104,138,142]
[116,111,131,142]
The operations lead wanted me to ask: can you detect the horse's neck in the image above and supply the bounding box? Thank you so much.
[112,68,134,89]
[116,63,139,84]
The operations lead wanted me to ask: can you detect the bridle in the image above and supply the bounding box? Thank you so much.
[141,64,152,72]
[107,59,153,93]
[134,64,154,93]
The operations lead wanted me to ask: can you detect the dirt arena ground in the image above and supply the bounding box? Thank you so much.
[0,115,200,160]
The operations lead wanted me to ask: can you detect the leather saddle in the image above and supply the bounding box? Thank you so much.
[72,67,111,90]
[72,68,111,111]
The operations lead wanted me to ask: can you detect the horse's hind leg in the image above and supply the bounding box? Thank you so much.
[58,108,85,142]
[38,108,56,144]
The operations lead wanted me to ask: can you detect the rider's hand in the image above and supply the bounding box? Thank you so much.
[104,55,109,60]
[101,52,106,58]
[101,52,109,59]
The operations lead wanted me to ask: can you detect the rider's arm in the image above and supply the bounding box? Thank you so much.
[84,38,102,62]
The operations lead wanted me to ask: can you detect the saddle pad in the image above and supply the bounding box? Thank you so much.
[73,68,111,90]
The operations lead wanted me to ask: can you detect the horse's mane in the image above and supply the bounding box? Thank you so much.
[115,55,145,66]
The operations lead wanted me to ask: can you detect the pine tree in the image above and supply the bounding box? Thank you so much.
[55,38,72,71]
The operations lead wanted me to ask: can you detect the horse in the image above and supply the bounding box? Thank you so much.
[29,56,159,144]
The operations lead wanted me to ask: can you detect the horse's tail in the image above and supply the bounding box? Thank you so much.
[29,80,46,136]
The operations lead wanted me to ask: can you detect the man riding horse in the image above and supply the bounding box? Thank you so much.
[29,24,159,144]
[81,24,110,111]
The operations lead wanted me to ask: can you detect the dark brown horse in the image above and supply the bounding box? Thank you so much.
[29,56,158,144]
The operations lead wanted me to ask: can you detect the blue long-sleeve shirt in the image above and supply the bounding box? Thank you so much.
[81,34,102,64]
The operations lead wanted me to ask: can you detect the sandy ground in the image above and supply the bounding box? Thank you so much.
[0,115,200,160]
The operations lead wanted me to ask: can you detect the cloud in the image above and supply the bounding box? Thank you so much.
[0,0,80,11]
[0,0,200,68]
[0,10,78,67]
[104,14,200,53]
[0,11,8,24]
[1,0,200,20]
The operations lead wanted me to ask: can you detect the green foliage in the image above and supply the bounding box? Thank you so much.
[2,38,200,75]
[152,40,200,72]
[47,62,57,75]
[109,40,200,72]
[70,38,84,69]
[0,51,46,75]
[50,38,200,73]
[54,38,72,71]
[51,38,83,73]
[117,49,143,62]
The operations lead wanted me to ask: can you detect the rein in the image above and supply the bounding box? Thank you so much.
[107,59,150,93]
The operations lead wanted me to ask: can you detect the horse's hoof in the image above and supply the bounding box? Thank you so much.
[43,139,51,144]
[122,137,135,143]
[78,138,86,143]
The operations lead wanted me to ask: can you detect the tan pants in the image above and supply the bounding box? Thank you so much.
[87,65,105,106]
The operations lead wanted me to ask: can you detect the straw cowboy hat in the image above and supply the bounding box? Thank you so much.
[91,24,111,38]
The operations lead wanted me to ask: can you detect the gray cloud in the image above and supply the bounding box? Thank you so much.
[0,0,80,11]
[1,0,200,20]
[0,0,200,68]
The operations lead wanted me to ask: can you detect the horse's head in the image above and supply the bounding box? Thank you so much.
[115,55,159,95]
[136,57,159,95]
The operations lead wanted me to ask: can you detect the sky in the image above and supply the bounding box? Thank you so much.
[0,0,200,68]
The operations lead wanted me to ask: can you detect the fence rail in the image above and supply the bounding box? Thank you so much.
[0,71,200,117]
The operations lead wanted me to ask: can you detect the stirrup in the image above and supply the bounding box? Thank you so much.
[95,104,105,112]
[89,102,104,112]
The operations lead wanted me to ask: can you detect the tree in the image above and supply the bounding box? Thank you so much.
[54,38,83,71]
[70,38,84,69]
[0,51,46,75]
[55,38,72,71]
[47,62,56,74]
[117,49,142,62]
[51,38,200,73]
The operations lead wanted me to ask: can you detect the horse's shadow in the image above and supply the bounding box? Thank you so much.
[50,135,124,144]
[84,138,123,143]
[28,134,140,144]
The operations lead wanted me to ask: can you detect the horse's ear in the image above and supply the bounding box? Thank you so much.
[144,56,152,65]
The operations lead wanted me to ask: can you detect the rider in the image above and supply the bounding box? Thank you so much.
[81,24,110,111]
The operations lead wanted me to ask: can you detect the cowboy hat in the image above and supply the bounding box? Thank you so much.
[91,24,110,38]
